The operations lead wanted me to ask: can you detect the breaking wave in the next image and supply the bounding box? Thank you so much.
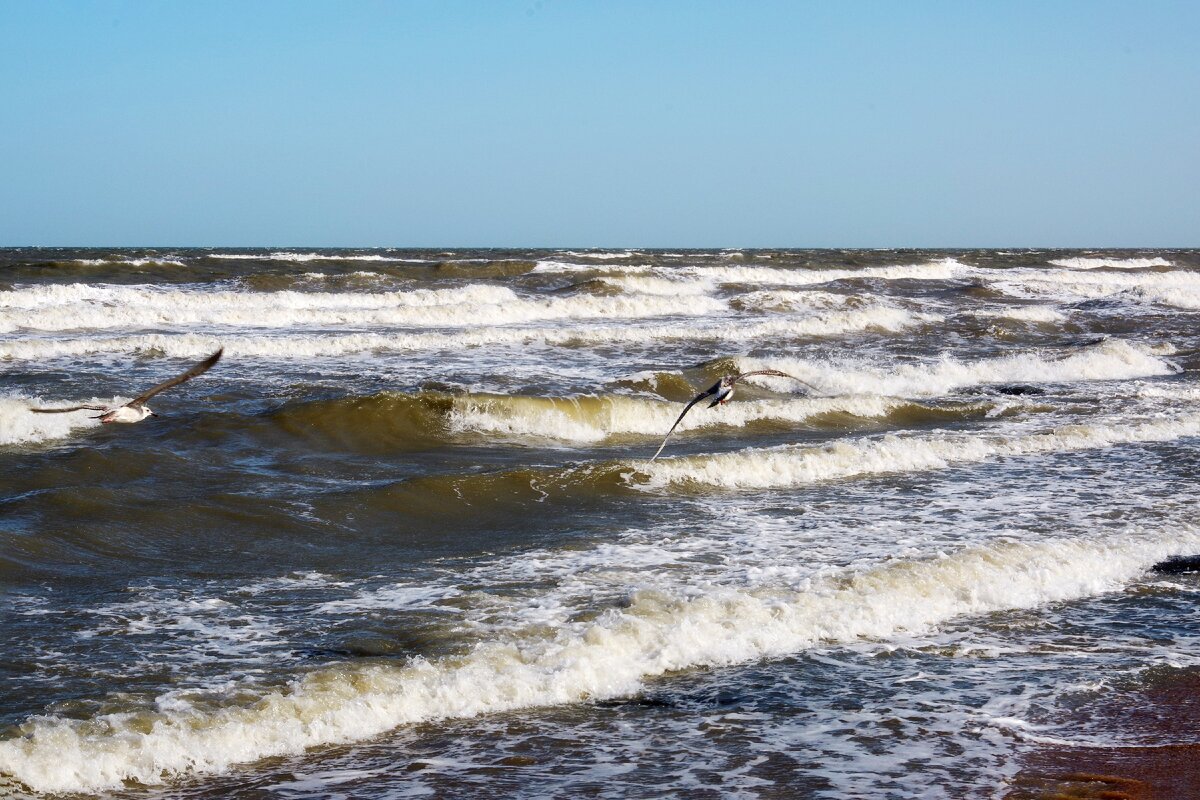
[534,258,971,287]
[0,396,115,446]
[736,339,1178,397]
[988,267,1200,308]
[639,412,1200,490]
[1047,256,1173,270]
[270,390,1007,451]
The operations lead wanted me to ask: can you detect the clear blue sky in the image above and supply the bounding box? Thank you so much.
[1,1,1196,247]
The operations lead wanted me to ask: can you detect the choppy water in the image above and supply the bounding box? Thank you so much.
[1,247,1199,798]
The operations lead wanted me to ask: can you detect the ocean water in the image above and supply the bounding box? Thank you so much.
[1,247,1199,798]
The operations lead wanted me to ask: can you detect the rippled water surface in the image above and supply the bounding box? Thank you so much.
[1,248,1199,798]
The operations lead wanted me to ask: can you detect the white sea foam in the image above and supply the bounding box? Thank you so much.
[1135,382,1200,403]
[639,412,1200,490]
[0,307,936,361]
[2,525,1195,794]
[0,284,727,332]
[82,588,289,666]
[968,305,1067,324]
[737,339,1177,398]
[1048,257,1172,269]
[733,289,867,312]
[0,396,115,446]
[317,585,463,614]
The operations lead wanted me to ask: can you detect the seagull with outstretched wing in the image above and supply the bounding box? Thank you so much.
[650,369,815,460]
[32,348,224,424]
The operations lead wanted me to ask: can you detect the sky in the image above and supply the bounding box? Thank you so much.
[0,1,1196,247]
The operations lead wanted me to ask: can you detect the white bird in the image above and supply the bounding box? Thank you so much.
[650,369,815,460]
[32,348,224,424]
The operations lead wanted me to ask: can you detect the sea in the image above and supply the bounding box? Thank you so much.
[1,248,1198,799]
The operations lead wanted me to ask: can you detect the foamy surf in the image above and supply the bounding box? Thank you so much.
[1,526,1195,795]
[638,412,1200,490]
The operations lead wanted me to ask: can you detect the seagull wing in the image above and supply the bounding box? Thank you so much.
[731,369,819,394]
[650,385,719,461]
[128,348,224,408]
[30,404,109,414]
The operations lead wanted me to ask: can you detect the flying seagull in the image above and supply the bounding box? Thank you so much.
[32,348,224,424]
[650,369,815,460]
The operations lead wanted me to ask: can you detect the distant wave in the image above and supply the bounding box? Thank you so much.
[0,306,935,360]
[555,250,641,260]
[69,257,187,267]
[0,283,728,333]
[211,252,435,263]
[1048,256,1172,270]
[533,257,970,287]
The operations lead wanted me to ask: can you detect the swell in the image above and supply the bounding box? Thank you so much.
[361,405,1200,500]
[4,389,1028,451]
[2,526,1196,794]
[282,390,1002,448]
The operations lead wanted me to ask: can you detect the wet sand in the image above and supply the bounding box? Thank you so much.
[1007,668,1200,799]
